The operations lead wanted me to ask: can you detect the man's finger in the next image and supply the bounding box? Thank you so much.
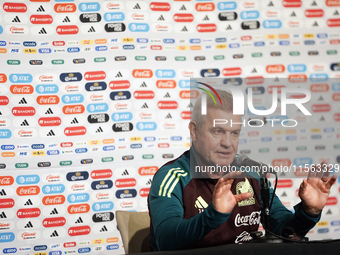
[307,165,316,179]
[221,170,242,180]
[234,192,251,203]
[326,175,337,189]
[315,163,323,178]
[322,165,332,179]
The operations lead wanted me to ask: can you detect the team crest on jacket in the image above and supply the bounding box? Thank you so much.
[236,178,255,207]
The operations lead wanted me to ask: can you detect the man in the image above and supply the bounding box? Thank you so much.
[148,89,336,251]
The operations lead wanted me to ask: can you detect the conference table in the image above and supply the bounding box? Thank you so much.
[138,240,340,255]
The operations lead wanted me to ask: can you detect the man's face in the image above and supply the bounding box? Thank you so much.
[190,108,242,178]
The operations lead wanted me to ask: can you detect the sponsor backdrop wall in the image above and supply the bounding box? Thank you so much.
[0,0,340,254]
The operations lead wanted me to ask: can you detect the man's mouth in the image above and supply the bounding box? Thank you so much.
[217,151,232,156]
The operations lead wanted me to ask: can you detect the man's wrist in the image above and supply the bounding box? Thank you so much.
[302,203,321,217]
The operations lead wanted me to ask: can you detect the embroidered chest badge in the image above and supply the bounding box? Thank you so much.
[236,178,255,207]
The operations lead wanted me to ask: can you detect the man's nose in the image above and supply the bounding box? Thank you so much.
[220,132,232,147]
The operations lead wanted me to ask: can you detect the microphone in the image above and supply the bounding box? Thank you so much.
[235,155,276,176]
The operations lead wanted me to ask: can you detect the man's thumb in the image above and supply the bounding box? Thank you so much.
[234,192,251,203]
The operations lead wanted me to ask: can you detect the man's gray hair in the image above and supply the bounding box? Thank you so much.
[192,89,235,129]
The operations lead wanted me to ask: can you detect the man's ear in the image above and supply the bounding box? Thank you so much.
[189,121,198,142]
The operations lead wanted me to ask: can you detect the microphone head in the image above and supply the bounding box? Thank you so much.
[235,154,249,168]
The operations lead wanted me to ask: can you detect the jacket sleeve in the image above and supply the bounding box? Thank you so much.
[267,187,320,236]
[149,167,230,251]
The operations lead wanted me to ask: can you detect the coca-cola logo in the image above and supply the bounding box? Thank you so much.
[37,96,60,105]
[16,186,40,196]
[132,69,153,78]
[10,85,34,94]
[42,195,65,205]
[138,167,158,175]
[0,176,14,185]
[67,204,90,214]
[54,4,76,13]
[62,105,85,114]
[234,211,261,227]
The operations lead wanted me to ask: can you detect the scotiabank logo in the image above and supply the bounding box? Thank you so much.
[30,15,53,24]
[91,169,113,179]
[3,2,27,12]
[138,166,158,175]
[275,179,293,188]
[0,96,9,105]
[38,117,62,127]
[0,176,14,185]
[37,96,60,105]
[139,188,150,197]
[196,3,215,11]
[10,85,34,94]
[132,69,153,78]
[84,71,106,81]
[0,198,15,208]
[17,208,41,218]
[53,41,65,46]
[54,4,76,13]
[133,91,155,99]
[181,111,191,120]
[67,204,90,214]
[62,105,85,114]
[311,84,329,92]
[173,14,194,22]
[42,195,65,205]
[12,107,36,116]
[109,80,130,90]
[157,101,178,109]
[64,242,76,248]
[150,2,171,11]
[68,226,91,236]
[282,0,302,7]
[288,74,307,83]
[266,65,285,73]
[56,25,79,35]
[327,19,340,27]
[312,104,331,112]
[305,9,324,18]
[223,68,242,76]
[115,178,137,188]
[156,80,176,89]
[16,186,40,196]
[196,24,217,32]
[43,217,66,228]
[64,126,87,136]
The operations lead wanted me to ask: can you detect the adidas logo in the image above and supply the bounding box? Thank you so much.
[100,225,108,232]
[281,192,287,197]
[96,126,103,133]
[311,0,317,6]
[187,102,193,108]
[320,116,325,121]
[19,97,27,104]
[39,27,47,34]
[274,77,280,82]
[290,11,296,17]
[88,26,96,33]
[71,118,78,124]
[24,221,34,228]
[115,72,123,78]
[75,217,83,224]
[334,10,339,16]
[140,82,147,87]
[194,196,208,209]
[251,68,257,73]
[37,5,45,12]
[0,211,7,218]
[267,1,274,6]
[181,26,188,32]
[203,15,209,21]
[122,169,129,176]
[63,16,71,22]
[179,5,186,11]
[312,21,318,27]
[24,199,33,206]
[50,208,58,215]
[146,179,152,185]
[318,96,324,101]
[12,16,21,23]
[164,92,171,98]
[45,108,53,114]
[326,209,332,215]
[225,24,232,30]
[141,103,148,109]
[133,3,141,9]
[50,230,59,237]
[21,119,29,126]
[47,130,55,136]
[0,189,6,196]
[165,113,172,119]
[158,15,165,21]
